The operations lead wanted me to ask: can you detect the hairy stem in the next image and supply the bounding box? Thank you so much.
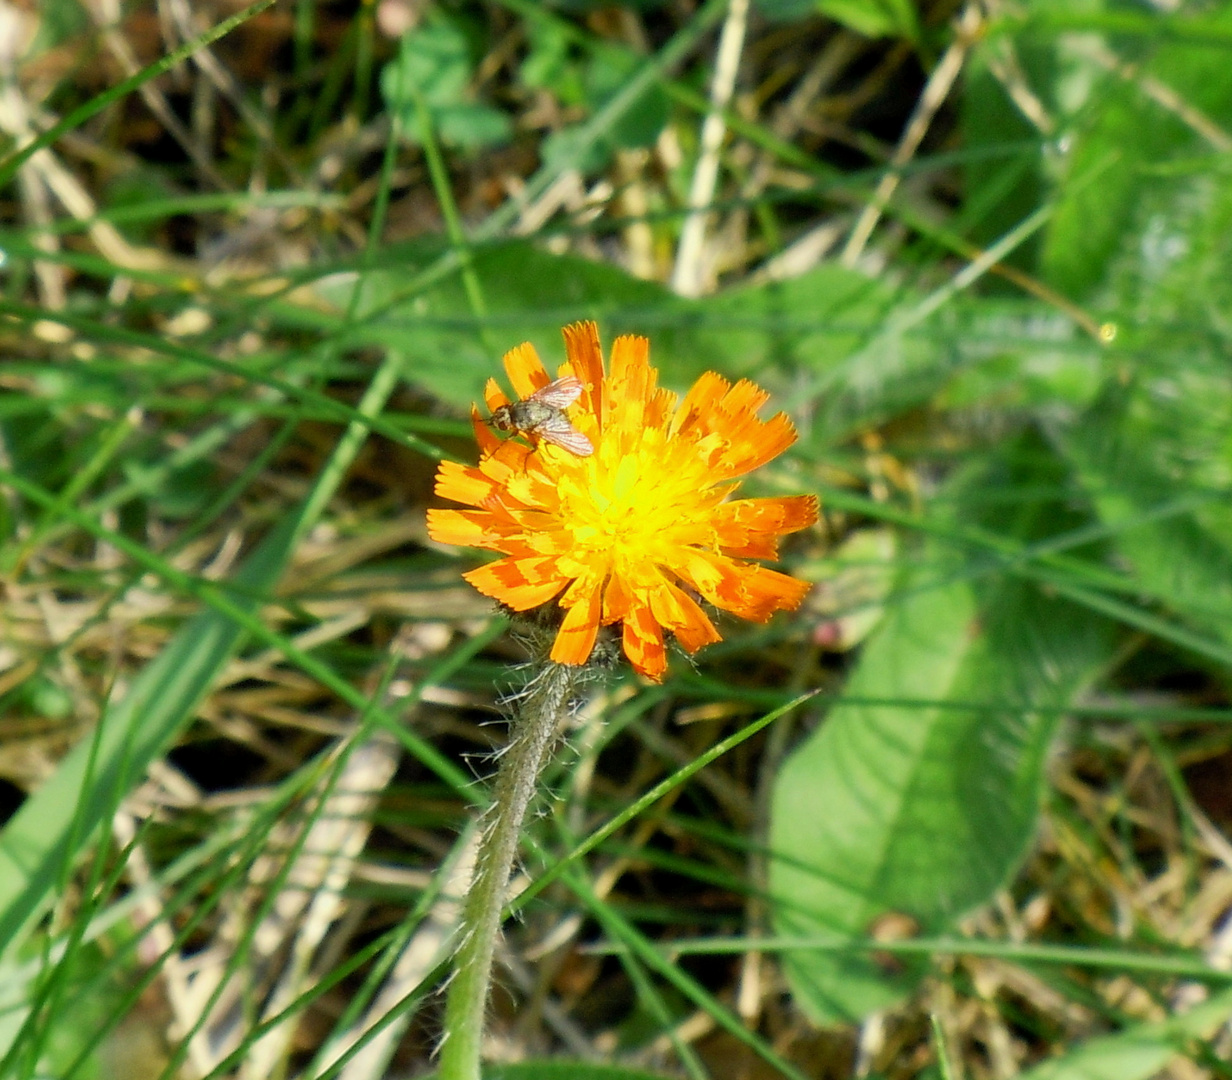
[438,661,579,1080]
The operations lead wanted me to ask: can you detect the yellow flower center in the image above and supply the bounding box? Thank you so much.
[425,321,817,679]
[543,430,717,583]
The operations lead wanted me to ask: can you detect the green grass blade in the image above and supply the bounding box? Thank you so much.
[0,510,297,958]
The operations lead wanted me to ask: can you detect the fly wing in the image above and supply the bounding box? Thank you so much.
[535,414,594,456]
[530,376,584,409]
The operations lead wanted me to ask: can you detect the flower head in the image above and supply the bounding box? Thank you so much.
[427,322,818,681]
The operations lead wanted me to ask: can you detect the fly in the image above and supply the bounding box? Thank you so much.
[487,376,594,457]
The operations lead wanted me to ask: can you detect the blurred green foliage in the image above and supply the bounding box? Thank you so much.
[382,14,514,149]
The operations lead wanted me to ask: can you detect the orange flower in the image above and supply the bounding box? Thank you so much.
[427,322,818,681]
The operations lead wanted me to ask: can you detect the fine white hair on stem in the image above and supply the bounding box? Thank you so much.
[437,659,586,1080]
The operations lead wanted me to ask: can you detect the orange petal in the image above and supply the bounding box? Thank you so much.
[561,321,605,430]
[483,378,510,414]
[465,557,568,610]
[607,335,653,451]
[677,549,811,622]
[480,440,536,489]
[646,386,678,431]
[678,550,743,603]
[435,461,498,506]
[602,570,634,623]
[471,404,503,455]
[670,371,729,440]
[718,412,798,477]
[724,379,771,416]
[505,524,572,557]
[734,564,812,621]
[621,602,666,681]
[713,495,818,557]
[426,508,513,549]
[503,342,550,400]
[671,372,798,478]
[551,582,601,665]
[438,327,816,679]
[649,580,721,653]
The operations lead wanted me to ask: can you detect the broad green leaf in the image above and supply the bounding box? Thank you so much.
[0,511,299,961]
[583,46,670,151]
[518,13,675,172]
[312,241,1112,449]
[1100,151,1232,368]
[434,102,515,149]
[386,21,472,107]
[540,48,671,172]
[1059,377,1232,647]
[541,124,612,174]
[381,19,512,150]
[1040,5,1232,297]
[310,239,943,439]
[932,297,1104,415]
[520,20,585,103]
[311,239,669,408]
[771,572,971,1021]
[661,262,915,390]
[768,439,1117,1022]
[751,0,815,19]
[1016,985,1232,1080]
